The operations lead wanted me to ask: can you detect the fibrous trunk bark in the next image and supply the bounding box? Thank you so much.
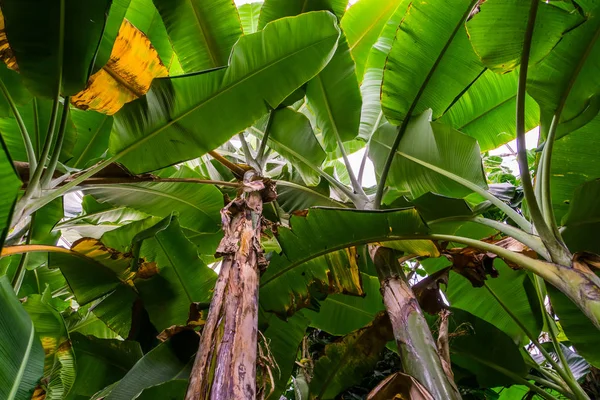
[369,245,462,400]
[186,173,275,400]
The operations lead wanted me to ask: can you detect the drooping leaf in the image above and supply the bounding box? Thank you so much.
[259,207,430,316]
[448,308,528,387]
[0,98,76,164]
[309,313,394,399]
[381,0,484,125]
[133,216,217,332]
[152,0,242,72]
[71,20,168,115]
[22,294,75,400]
[264,108,326,186]
[104,331,198,400]
[110,11,340,173]
[68,110,114,168]
[261,312,310,398]
[238,2,262,34]
[528,3,600,124]
[1,0,111,97]
[258,0,347,29]
[551,116,600,222]
[0,276,44,400]
[561,179,600,254]
[439,70,540,151]
[466,0,582,73]
[57,195,150,240]
[370,112,488,199]
[0,136,20,247]
[304,273,385,336]
[306,33,362,151]
[341,0,408,81]
[67,333,142,399]
[84,166,223,238]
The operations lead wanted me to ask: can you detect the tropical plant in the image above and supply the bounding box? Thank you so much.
[0,0,599,399]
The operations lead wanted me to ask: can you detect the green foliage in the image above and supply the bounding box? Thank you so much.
[1,0,600,398]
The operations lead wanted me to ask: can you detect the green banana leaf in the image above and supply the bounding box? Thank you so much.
[426,259,543,345]
[132,215,217,331]
[0,98,76,164]
[68,110,113,169]
[561,179,600,254]
[381,0,483,125]
[152,0,242,72]
[1,0,110,97]
[264,108,326,186]
[94,0,133,70]
[125,0,182,73]
[439,70,539,151]
[258,0,347,29]
[306,32,361,151]
[341,0,407,81]
[0,62,32,118]
[369,112,488,199]
[238,2,262,34]
[22,293,75,400]
[356,0,409,140]
[466,0,582,73]
[103,331,198,400]
[84,166,223,238]
[0,137,21,246]
[309,313,393,399]
[66,333,142,399]
[276,180,347,212]
[110,11,340,173]
[259,207,432,316]
[261,312,311,399]
[448,308,528,388]
[528,2,600,124]
[135,380,188,399]
[304,273,385,336]
[57,195,150,240]
[551,115,600,223]
[0,276,44,400]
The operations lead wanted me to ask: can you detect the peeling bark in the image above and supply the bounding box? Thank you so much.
[369,245,462,400]
[186,173,275,400]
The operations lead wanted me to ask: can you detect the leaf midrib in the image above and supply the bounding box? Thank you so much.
[188,0,223,69]
[8,321,36,400]
[85,184,216,224]
[114,30,338,162]
[346,0,400,53]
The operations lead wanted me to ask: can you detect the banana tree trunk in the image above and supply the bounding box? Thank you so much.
[369,245,462,400]
[186,174,275,400]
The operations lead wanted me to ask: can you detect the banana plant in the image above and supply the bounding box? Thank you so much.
[0,0,599,399]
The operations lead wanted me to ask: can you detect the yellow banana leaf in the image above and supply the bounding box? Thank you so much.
[71,19,168,115]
